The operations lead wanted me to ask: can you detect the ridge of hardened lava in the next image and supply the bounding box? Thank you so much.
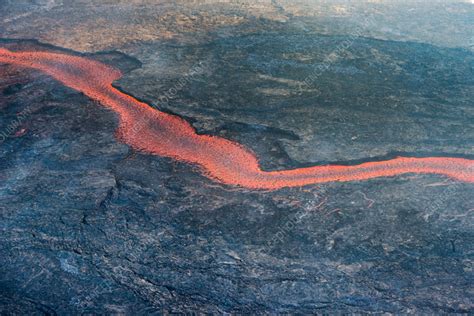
[1,47,473,190]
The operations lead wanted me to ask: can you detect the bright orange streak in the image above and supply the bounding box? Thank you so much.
[1,47,473,190]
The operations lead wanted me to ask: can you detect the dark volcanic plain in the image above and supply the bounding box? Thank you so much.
[1,1,473,314]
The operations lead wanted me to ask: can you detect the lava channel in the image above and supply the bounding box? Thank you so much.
[0,47,473,190]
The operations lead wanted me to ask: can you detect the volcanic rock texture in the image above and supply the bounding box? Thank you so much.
[1,1,473,314]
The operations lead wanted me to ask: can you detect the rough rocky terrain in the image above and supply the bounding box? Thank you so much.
[1,1,473,314]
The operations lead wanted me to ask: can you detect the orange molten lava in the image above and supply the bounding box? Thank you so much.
[1,47,473,189]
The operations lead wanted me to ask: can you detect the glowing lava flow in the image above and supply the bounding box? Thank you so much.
[0,47,473,189]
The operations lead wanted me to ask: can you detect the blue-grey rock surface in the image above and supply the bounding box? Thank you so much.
[1,1,473,314]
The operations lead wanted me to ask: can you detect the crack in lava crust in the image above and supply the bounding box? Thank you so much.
[1,47,473,190]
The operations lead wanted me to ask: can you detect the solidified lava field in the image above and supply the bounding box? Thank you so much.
[1,1,473,314]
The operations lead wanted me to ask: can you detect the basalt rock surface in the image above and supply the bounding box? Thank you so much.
[1,3,473,315]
